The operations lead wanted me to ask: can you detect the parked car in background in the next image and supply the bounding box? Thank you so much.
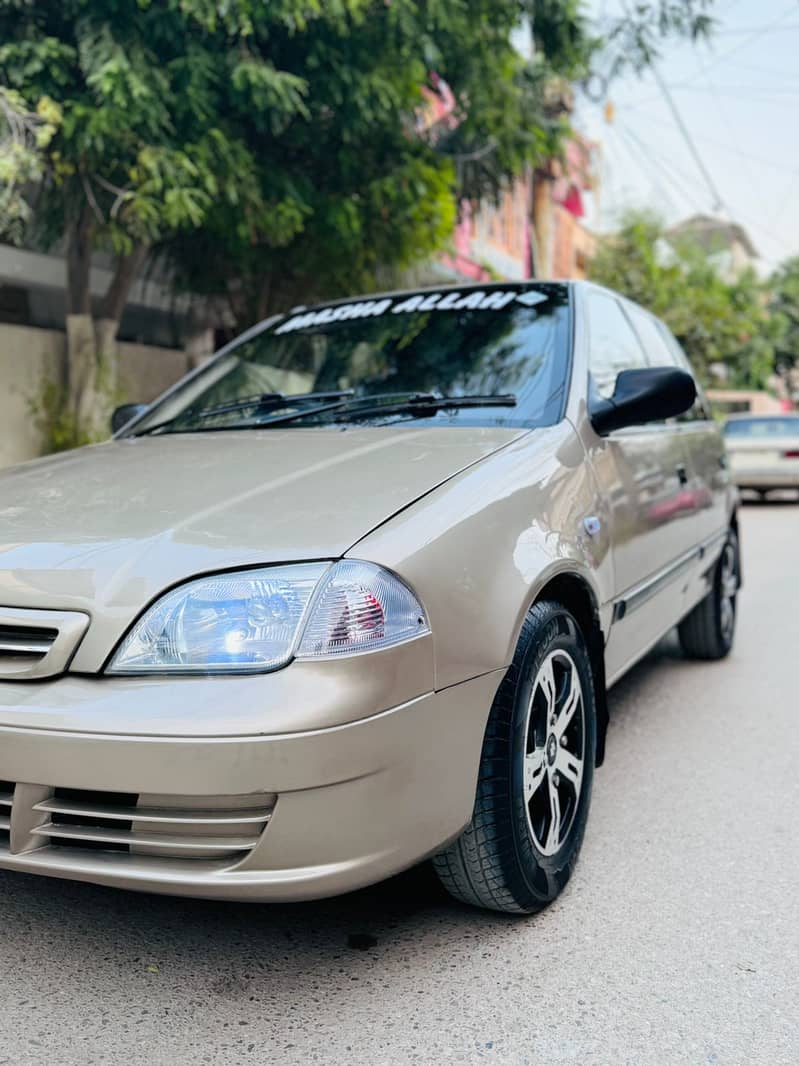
[0,282,739,914]
[723,413,799,498]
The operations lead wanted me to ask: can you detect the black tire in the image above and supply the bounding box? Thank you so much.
[432,601,597,915]
[678,529,739,661]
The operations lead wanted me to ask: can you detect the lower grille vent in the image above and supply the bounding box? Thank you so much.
[0,625,57,675]
[0,782,13,845]
[0,624,57,656]
[0,785,275,862]
[46,788,138,853]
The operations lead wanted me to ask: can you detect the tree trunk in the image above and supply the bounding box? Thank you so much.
[255,272,273,323]
[62,237,148,444]
[65,314,98,437]
[66,210,92,316]
[95,246,148,417]
[94,316,120,430]
[63,209,99,442]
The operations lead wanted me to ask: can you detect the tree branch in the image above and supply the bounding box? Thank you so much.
[66,207,93,316]
[100,244,148,324]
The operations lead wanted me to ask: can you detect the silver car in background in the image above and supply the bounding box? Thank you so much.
[724,413,799,498]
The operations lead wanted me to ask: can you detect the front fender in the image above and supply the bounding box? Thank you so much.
[348,422,614,691]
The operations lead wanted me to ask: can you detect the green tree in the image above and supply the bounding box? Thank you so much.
[0,1,715,442]
[0,87,60,243]
[768,257,799,391]
[589,210,777,389]
[0,0,359,440]
[165,1,716,329]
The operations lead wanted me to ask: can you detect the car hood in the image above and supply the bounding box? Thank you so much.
[0,426,519,669]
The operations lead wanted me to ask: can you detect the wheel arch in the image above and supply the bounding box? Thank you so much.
[532,571,609,768]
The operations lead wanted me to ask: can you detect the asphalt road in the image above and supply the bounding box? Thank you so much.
[1,500,797,1066]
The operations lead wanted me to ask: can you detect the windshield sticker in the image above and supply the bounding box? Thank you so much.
[274,289,548,334]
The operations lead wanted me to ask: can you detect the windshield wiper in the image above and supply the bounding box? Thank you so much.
[249,392,518,428]
[131,390,354,436]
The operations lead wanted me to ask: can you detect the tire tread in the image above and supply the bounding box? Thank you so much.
[678,530,738,661]
[433,602,594,914]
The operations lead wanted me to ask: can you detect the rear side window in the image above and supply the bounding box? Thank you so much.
[624,304,675,367]
[724,418,799,437]
[656,321,697,376]
[625,305,708,421]
[585,291,648,398]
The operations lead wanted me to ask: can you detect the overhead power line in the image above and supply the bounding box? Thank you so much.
[620,124,709,216]
[682,2,799,84]
[714,20,799,34]
[649,65,726,212]
[618,122,797,262]
[618,97,799,177]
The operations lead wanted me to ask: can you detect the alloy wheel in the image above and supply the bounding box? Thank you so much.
[523,650,585,857]
[719,541,737,643]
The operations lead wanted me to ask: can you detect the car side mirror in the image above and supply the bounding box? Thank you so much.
[589,367,696,436]
[111,403,148,435]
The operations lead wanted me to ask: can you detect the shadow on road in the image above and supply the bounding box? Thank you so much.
[0,831,505,973]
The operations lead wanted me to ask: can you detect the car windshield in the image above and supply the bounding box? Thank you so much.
[130,284,571,434]
[724,417,799,437]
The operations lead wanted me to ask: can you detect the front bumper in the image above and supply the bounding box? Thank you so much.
[0,669,502,901]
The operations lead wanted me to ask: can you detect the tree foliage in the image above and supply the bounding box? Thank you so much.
[0,0,720,443]
[0,1,719,320]
[589,211,777,389]
[159,0,594,327]
[0,87,60,243]
[768,257,799,385]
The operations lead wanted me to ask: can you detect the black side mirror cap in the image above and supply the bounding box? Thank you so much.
[589,367,696,436]
[111,403,148,435]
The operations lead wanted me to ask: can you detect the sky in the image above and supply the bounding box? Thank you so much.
[575,0,799,274]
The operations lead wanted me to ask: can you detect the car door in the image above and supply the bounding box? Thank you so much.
[580,287,698,684]
[622,301,708,539]
[653,318,731,548]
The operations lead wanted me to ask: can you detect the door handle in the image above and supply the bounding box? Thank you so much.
[676,464,688,486]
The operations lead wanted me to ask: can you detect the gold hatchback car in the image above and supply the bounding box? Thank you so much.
[0,282,739,914]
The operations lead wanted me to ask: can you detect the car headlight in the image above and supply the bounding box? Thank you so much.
[106,560,429,675]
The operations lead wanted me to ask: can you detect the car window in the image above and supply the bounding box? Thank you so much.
[624,305,708,422]
[130,284,573,433]
[653,322,711,421]
[585,290,648,399]
[624,304,675,367]
[724,417,799,437]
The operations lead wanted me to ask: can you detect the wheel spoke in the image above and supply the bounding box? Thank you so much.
[523,648,587,857]
[546,776,562,851]
[537,654,557,716]
[720,597,734,639]
[524,749,547,798]
[719,543,737,640]
[554,745,583,790]
[721,546,737,598]
[554,667,580,737]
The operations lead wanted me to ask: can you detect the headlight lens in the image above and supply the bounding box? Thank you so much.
[107,561,428,675]
[295,560,428,659]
